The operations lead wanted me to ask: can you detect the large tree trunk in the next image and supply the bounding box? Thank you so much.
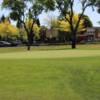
[27,45,31,51]
[71,32,76,49]
[27,37,31,51]
[27,31,34,51]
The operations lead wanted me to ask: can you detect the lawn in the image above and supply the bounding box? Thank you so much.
[0,44,100,53]
[0,45,100,100]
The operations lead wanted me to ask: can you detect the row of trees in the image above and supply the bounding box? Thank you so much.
[1,0,100,50]
[0,14,92,43]
[0,15,40,41]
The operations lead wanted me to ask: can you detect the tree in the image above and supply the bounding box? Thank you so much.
[0,15,6,23]
[82,14,93,28]
[25,19,40,40]
[45,14,85,43]
[16,18,41,42]
[58,14,85,32]
[95,0,100,24]
[95,0,100,12]
[38,0,96,48]
[40,26,47,42]
[2,0,43,50]
[0,16,18,40]
[45,14,85,31]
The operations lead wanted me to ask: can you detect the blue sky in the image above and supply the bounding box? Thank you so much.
[0,0,100,27]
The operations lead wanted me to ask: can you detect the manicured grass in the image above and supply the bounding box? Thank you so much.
[0,58,100,100]
[0,44,100,53]
[1,50,100,59]
[0,45,100,100]
[0,45,69,53]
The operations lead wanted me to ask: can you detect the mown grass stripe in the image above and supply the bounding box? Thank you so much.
[0,50,100,59]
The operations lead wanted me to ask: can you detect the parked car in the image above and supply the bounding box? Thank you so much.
[7,40,23,46]
[0,41,11,47]
[9,41,20,46]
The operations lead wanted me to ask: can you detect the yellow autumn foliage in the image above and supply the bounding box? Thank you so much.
[0,20,19,37]
[57,20,70,32]
[58,13,85,32]
[46,13,85,33]
[25,19,40,39]
[33,24,40,39]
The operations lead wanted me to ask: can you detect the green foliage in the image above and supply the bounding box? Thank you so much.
[0,15,5,22]
[32,2,44,18]
[2,0,44,50]
[56,0,70,15]
[82,14,93,27]
[95,0,100,22]
[38,0,55,11]
[40,0,96,48]
[10,11,20,21]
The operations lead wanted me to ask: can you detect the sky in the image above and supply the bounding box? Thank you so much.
[0,0,100,27]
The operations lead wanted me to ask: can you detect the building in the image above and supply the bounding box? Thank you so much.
[78,27,100,43]
[45,27,100,43]
[85,27,100,41]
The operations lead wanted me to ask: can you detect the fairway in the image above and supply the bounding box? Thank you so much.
[0,47,100,100]
[0,49,100,59]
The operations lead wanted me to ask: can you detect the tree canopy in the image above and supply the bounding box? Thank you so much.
[38,0,96,48]
[0,16,18,38]
[2,0,43,50]
[46,13,85,32]
[82,14,93,28]
[1,0,97,49]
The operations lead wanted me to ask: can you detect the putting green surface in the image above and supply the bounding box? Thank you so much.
[0,50,100,59]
